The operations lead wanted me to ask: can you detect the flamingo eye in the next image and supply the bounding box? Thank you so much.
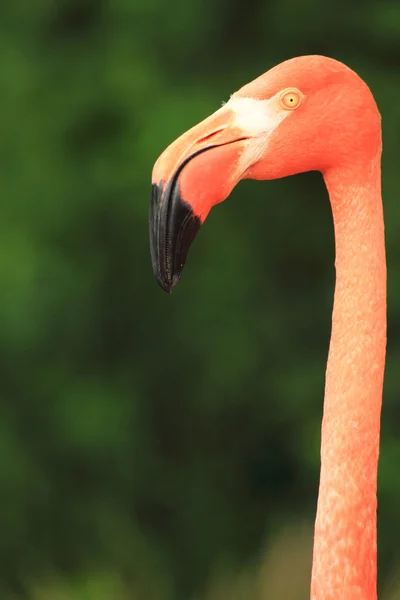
[279,89,302,110]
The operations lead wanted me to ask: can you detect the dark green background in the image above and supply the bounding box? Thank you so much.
[1,1,399,598]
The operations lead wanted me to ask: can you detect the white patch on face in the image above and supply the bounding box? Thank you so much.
[227,95,290,135]
[226,92,294,172]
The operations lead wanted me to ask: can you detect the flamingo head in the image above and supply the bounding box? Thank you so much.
[150,55,380,293]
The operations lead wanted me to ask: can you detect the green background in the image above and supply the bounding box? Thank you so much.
[0,0,399,598]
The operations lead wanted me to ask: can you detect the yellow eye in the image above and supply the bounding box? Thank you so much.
[279,89,302,110]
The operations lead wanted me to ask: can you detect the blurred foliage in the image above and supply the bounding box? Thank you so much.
[0,0,399,598]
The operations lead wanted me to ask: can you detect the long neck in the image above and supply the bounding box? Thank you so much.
[311,157,386,600]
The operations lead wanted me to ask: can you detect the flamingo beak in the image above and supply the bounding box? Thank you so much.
[150,105,249,293]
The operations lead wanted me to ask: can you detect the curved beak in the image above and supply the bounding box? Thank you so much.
[150,105,249,293]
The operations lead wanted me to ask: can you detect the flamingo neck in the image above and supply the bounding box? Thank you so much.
[311,156,386,600]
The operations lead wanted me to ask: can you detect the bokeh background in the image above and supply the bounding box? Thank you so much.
[1,0,400,598]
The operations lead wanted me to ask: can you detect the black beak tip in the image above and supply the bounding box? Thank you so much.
[157,275,174,294]
[149,180,201,294]
[154,260,185,294]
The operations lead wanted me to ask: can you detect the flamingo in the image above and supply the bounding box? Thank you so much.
[149,55,386,600]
